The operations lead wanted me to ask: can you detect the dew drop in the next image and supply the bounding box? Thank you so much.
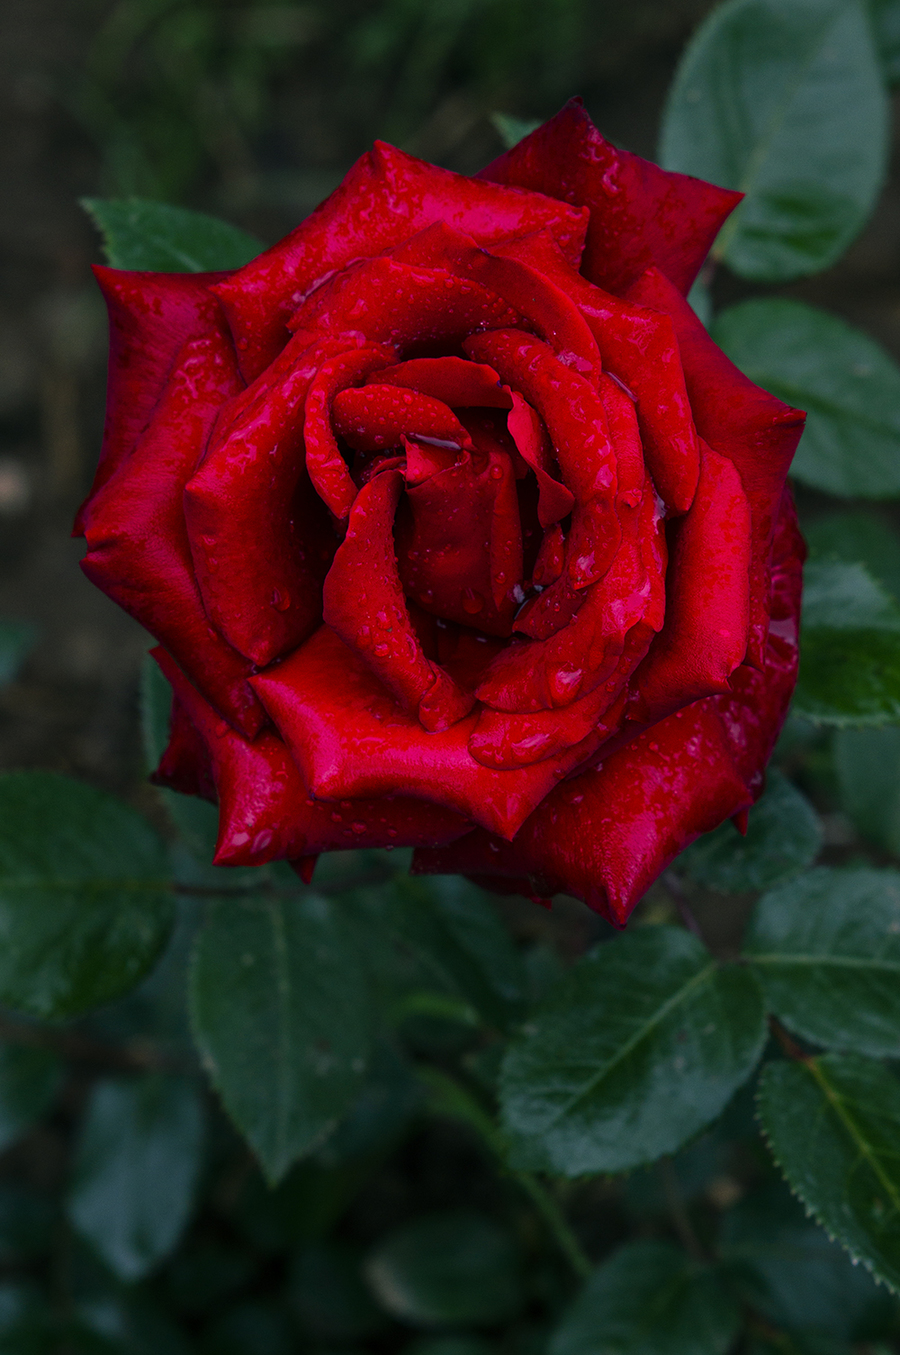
[374,642,390,657]
[351,822,367,834]
[271,587,291,611]
[462,589,484,615]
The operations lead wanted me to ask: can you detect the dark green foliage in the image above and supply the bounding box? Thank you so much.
[499,926,767,1174]
[660,0,888,281]
[0,773,174,1019]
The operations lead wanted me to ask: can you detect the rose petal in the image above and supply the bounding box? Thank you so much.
[479,98,742,296]
[627,442,752,724]
[333,384,472,452]
[304,345,399,517]
[81,330,264,735]
[290,256,522,351]
[506,391,574,528]
[322,467,473,731]
[396,442,524,637]
[150,692,217,802]
[626,266,804,667]
[415,700,753,925]
[368,356,511,408]
[493,232,700,514]
[76,267,232,534]
[251,625,604,841]
[214,140,589,380]
[476,479,665,712]
[389,222,602,383]
[153,647,469,864]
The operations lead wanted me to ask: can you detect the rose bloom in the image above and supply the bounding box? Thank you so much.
[77,101,804,925]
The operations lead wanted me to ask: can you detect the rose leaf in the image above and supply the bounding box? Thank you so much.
[67,1075,204,1282]
[82,197,263,272]
[0,772,174,1019]
[189,891,374,1184]
[757,1053,900,1293]
[713,299,900,499]
[549,1241,740,1355]
[744,866,900,1058]
[660,0,889,281]
[498,926,766,1176]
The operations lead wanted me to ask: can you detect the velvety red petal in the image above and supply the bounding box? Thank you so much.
[322,468,473,731]
[304,346,398,517]
[627,442,752,724]
[81,330,264,736]
[153,647,469,865]
[465,329,614,507]
[494,233,699,514]
[476,479,665,713]
[369,356,511,408]
[150,690,217,803]
[290,256,522,352]
[626,266,805,666]
[183,335,374,668]
[213,141,589,381]
[250,625,604,841]
[332,384,472,452]
[479,98,742,297]
[396,442,524,638]
[389,222,601,383]
[506,391,574,528]
[76,267,233,534]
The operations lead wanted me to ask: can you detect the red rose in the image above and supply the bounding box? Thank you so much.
[77,100,805,925]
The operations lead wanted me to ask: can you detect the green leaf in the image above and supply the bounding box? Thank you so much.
[82,197,263,272]
[678,769,822,892]
[364,1210,523,1327]
[490,112,541,149]
[758,1053,900,1292]
[805,510,900,600]
[190,892,374,1183]
[712,300,900,498]
[0,772,174,1019]
[313,1041,421,1168]
[0,623,36,687]
[391,877,526,1031]
[869,0,900,84]
[745,866,900,1057]
[794,560,900,725]
[0,1047,61,1154]
[835,726,900,852]
[660,0,888,281]
[721,1182,895,1338]
[550,1240,740,1355]
[68,1074,204,1282]
[499,926,766,1175]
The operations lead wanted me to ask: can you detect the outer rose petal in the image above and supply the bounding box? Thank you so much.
[150,693,217,803]
[414,701,752,926]
[626,266,804,667]
[214,141,589,381]
[184,334,382,668]
[250,625,605,841]
[76,267,232,532]
[81,328,264,736]
[479,98,742,296]
[627,442,751,723]
[152,648,470,865]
